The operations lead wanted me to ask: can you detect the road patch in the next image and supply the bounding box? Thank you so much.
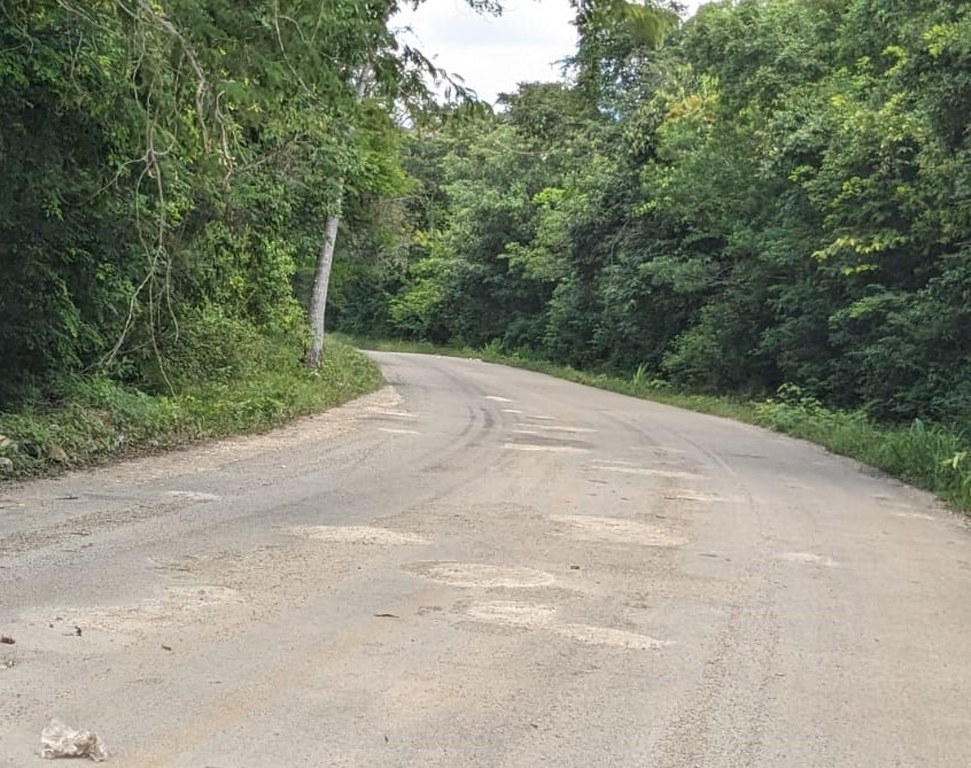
[503,443,589,454]
[550,514,688,547]
[591,465,703,480]
[293,526,427,545]
[553,623,670,650]
[406,562,557,588]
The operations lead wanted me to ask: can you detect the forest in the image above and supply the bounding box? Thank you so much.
[1,1,969,486]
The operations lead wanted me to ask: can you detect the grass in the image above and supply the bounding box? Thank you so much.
[0,337,383,479]
[349,335,971,512]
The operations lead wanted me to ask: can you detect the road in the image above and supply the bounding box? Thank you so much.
[1,352,969,767]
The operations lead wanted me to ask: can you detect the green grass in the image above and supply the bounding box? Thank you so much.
[349,336,971,512]
[0,337,383,479]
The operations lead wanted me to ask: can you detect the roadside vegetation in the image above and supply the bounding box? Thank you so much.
[0,338,382,479]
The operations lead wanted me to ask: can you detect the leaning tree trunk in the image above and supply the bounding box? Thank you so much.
[304,209,341,368]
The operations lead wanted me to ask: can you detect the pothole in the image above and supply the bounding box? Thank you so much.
[293,526,427,546]
[406,562,557,588]
[550,515,688,547]
[554,624,670,650]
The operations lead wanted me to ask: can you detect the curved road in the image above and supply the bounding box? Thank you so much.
[1,352,969,766]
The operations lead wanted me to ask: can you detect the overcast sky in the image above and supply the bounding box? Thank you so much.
[393,0,707,104]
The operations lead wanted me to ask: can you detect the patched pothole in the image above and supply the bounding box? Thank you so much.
[550,515,688,547]
[406,562,557,588]
[776,552,837,567]
[461,600,557,627]
[293,526,427,546]
[457,601,669,651]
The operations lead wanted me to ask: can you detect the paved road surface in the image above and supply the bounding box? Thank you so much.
[1,353,969,766]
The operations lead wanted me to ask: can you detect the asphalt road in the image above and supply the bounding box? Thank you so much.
[1,352,969,767]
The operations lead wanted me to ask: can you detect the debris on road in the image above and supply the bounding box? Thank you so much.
[0,635,14,644]
[40,719,108,761]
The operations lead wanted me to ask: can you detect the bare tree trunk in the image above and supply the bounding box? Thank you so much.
[304,210,341,367]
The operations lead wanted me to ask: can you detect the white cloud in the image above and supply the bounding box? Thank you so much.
[393,0,576,102]
[392,0,708,103]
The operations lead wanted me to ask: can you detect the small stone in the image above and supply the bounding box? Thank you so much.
[0,434,14,451]
[0,457,12,472]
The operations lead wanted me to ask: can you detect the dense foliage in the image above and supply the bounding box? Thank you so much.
[343,0,970,433]
[0,0,451,407]
[3,0,968,444]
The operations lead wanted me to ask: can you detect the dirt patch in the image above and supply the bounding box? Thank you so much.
[553,623,670,650]
[21,585,245,638]
[406,562,557,588]
[550,515,688,547]
[591,465,703,480]
[776,552,838,567]
[663,492,726,503]
[164,491,222,502]
[373,409,417,419]
[292,526,427,546]
[889,510,937,521]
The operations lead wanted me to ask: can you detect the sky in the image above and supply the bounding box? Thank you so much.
[392,0,707,104]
